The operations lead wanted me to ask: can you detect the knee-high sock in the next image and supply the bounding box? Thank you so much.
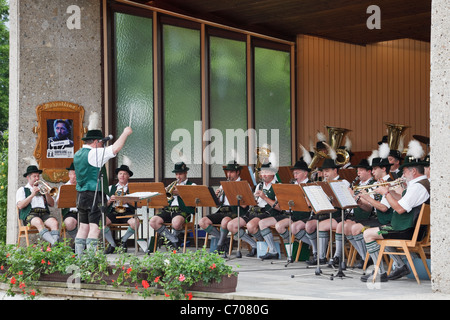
[294,229,311,245]
[306,231,317,255]
[121,226,135,243]
[39,228,56,245]
[318,231,329,259]
[86,238,98,253]
[67,227,78,239]
[217,227,228,246]
[366,241,385,273]
[104,227,116,247]
[384,246,405,268]
[235,229,256,249]
[352,233,367,259]
[204,225,220,238]
[156,225,178,243]
[50,230,60,243]
[334,233,343,258]
[75,238,86,258]
[260,228,277,253]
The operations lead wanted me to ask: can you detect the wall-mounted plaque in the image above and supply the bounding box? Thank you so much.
[33,101,86,182]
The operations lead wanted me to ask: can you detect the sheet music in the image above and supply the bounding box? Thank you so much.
[125,192,160,199]
[329,181,357,208]
[302,185,334,212]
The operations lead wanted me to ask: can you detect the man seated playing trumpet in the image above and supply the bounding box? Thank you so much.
[104,162,139,253]
[149,162,195,249]
[16,165,59,245]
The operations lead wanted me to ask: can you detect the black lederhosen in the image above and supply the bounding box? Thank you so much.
[243,206,286,223]
[23,208,52,225]
[77,190,108,225]
[206,206,240,224]
[157,206,192,223]
[107,206,135,223]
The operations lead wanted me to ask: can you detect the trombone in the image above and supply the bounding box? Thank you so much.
[352,178,406,195]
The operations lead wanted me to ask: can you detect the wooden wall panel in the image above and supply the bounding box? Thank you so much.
[296,35,430,154]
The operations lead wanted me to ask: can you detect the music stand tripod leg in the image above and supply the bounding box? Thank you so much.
[333,208,353,279]
[235,195,242,258]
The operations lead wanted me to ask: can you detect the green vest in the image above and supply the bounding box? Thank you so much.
[19,188,49,221]
[74,148,108,193]
[168,180,195,215]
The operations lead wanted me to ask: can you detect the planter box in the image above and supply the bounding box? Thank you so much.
[188,274,238,293]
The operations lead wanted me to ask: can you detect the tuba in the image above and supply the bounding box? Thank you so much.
[309,126,351,172]
[385,122,409,151]
[165,180,178,202]
[114,187,126,214]
[254,145,271,183]
[34,180,58,197]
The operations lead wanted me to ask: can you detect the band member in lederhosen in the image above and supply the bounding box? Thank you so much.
[104,163,139,253]
[149,162,195,249]
[199,161,248,253]
[17,165,59,245]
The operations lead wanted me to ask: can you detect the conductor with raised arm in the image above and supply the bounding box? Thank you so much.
[74,113,132,257]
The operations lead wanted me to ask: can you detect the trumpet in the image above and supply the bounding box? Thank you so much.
[34,180,58,197]
[165,180,178,201]
[353,178,406,195]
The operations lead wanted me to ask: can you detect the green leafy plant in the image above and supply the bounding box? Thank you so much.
[0,241,237,300]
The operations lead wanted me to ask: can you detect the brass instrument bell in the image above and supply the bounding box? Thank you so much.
[114,187,127,214]
[34,180,58,197]
[165,180,178,201]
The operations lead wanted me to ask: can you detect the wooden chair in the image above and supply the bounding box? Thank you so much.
[17,207,39,246]
[153,214,197,253]
[372,203,431,284]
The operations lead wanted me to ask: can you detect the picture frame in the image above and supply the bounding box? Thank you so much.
[32,101,86,182]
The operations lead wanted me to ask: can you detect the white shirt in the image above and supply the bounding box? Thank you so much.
[82,144,116,168]
[16,183,46,209]
[398,175,429,213]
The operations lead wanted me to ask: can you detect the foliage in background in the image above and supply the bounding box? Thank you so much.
[0,130,7,243]
[0,0,8,132]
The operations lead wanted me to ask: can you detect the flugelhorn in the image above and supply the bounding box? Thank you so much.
[165,180,178,201]
[114,187,126,214]
[352,178,406,195]
[34,180,58,197]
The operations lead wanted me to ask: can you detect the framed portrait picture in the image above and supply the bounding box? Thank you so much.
[33,101,86,182]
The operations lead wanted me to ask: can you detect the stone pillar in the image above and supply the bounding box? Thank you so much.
[430,0,450,293]
[7,0,102,244]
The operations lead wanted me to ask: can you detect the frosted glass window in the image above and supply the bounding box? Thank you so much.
[163,25,201,178]
[254,47,291,167]
[209,36,247,178]
[114,13,154,178]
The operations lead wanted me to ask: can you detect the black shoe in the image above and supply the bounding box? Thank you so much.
[331,256,340,268]
[360,270,388,283]
[259,252,279,260]
[104,245,116,254]
[306,253,318,265]
[388,264,410,280]
[121,241,128,253]
[246,247,257,257]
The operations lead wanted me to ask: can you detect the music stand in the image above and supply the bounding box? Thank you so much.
[315,181,340,269]
[176,185,220,250]
[114,191,161,255]
[328,180,359,279]
[299,183,336,277]
[272,184,310,267]
[128,182,168,252]
[221,180,256,258]
[58,184,77,237]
